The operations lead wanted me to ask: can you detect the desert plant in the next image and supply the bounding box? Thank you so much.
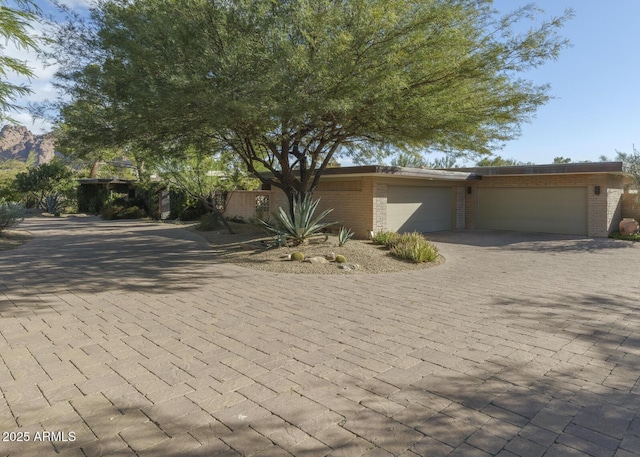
[390,232,438,263]
[258,195,335,246]
[43,195,64,213]
[335,254,346,263]
[371,231,400,247]
[0,200,24,232]
[338,226,354,247]
[291,252,305,261]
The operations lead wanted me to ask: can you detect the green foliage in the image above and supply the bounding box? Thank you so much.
[609,231,640,242]
[0,159,27,201]
[197,213,221,231]
[337,226,354,247]
[291,252,305,262]
[390,232,439,263]
[258,195,335,246]
[51,0,572,208]
[43,195,63,213]
[156,146,259,232]
[475,156,524,167]
[0,200,24,232]
[553,156,572,164]
[101,205,144,220]
[13,159,76,211]
[371,231,400,247]
[335,254,346,264]
[616,146,640,188]
[0,0,40,122]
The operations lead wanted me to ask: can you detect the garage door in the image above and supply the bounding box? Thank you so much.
[477,187,588,235]
[387,186,453,233]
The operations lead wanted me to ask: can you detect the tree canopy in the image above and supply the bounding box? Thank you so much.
[50,0,573,207]
[0,0,40,122]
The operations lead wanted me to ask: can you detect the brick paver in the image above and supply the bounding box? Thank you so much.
[1,217,640,456]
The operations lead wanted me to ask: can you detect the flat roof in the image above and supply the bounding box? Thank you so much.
[319,165,477,180]
[450,161,624,176]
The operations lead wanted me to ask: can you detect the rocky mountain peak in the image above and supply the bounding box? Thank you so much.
[0,125,56,165]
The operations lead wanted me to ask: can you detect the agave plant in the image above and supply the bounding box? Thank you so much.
[258,195,335,246]
[338,226,355,246]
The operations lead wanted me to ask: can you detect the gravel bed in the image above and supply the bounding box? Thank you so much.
[186,223,444,274]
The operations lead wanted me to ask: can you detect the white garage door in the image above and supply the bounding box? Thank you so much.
[477,187,588,235]
[387,186,453,233]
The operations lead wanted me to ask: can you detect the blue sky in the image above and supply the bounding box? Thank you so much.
[8,0,640,165]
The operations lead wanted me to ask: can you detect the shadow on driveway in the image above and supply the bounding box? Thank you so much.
[426,229,636,253]
[0,217,250,311]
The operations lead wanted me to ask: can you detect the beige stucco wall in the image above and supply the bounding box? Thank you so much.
[223,172,628,239]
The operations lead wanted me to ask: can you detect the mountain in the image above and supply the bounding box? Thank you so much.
[0,125,56,165]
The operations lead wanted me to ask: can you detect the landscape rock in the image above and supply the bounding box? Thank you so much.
[325,252,336,261]
[338,263,360,271]
[303,256,330,264]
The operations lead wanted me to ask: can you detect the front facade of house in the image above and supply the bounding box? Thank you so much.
[224,162,637,238]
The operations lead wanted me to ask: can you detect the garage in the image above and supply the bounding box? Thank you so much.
[387,186,453,233]
[477,187,588,235]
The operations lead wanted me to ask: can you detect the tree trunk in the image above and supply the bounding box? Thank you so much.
[89,160,100,178]
[203,197,235,234]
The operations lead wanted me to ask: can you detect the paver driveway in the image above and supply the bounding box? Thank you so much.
[1,217,640,457]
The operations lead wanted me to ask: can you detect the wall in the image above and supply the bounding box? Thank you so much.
[622,189,640,221]
[223,177,376,239]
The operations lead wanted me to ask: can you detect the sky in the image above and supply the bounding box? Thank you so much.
[6,0,640,165]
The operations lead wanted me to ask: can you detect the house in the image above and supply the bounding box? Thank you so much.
[223,162,638,238]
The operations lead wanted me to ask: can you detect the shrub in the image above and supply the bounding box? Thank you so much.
[101,205,145,220]
[197,213,221,231]
[335,254,346,263]
[371,231,400,247]
[291,252,305,261]
[258,195,335,246]
[390,232,438,263]
[609,231,640,242]
[119,206,145,219]
[0,200,24,232]
[101,205,124,220]
[338,226,354,247]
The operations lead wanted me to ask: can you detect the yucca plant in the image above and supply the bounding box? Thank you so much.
[258,195,335,246]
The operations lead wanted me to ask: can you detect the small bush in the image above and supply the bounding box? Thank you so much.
[371,231,400,247]
[335,254,346,263]
[390,232,438,263]
[101,205,124,220]
[0,200,24,232]
[609,231,640,242]
[119,206,145,219]
[101,205,145,220]
[197,213,221,231]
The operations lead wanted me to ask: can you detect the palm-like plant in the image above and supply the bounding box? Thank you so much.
[259,195,335,246]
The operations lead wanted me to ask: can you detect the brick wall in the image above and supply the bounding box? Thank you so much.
[455,186,465,230]
[223,178,375,239]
